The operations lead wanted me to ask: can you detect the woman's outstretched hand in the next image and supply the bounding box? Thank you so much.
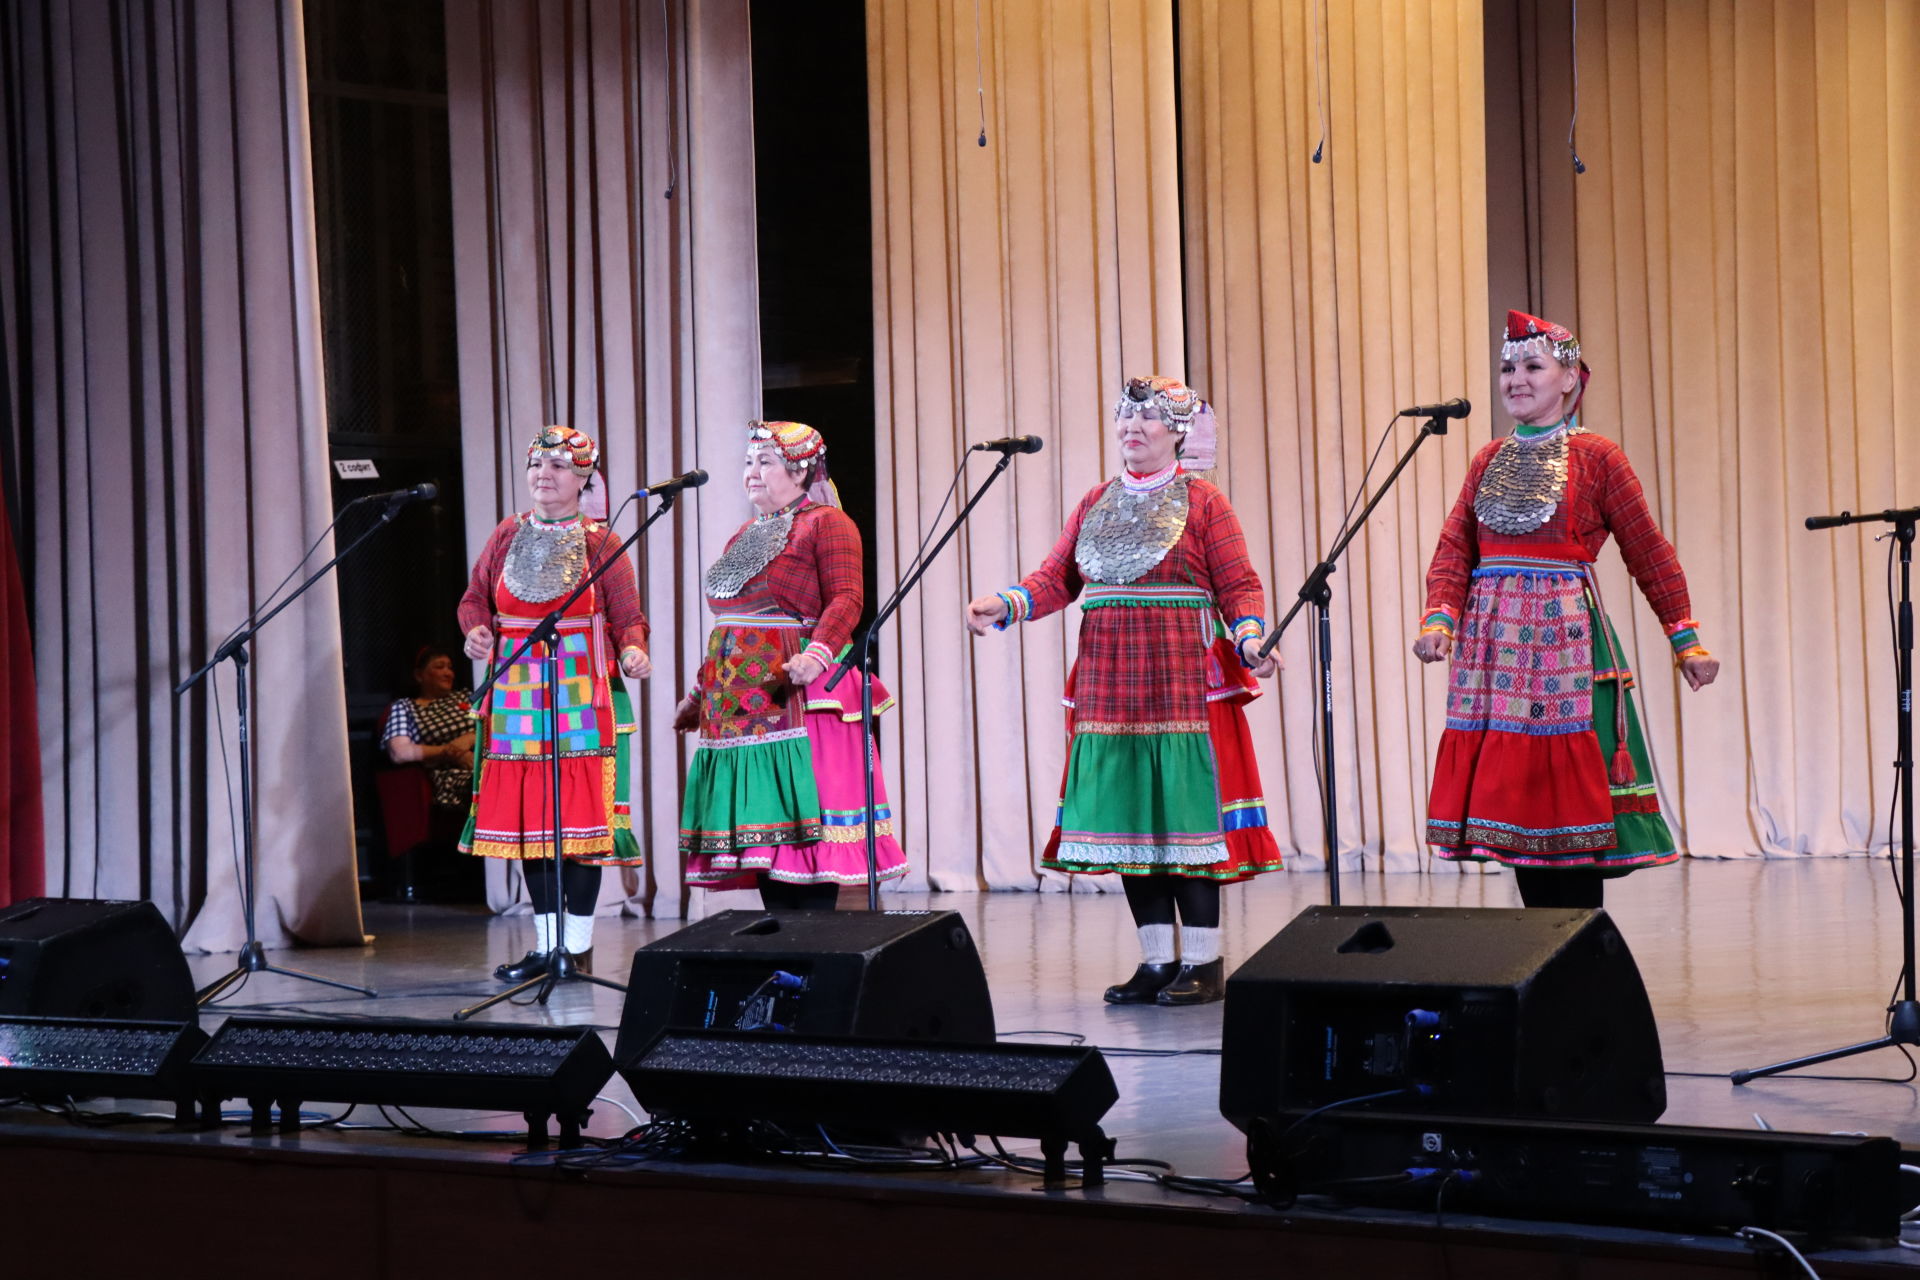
[965,594,1009,636]
[1412,632,1452,663]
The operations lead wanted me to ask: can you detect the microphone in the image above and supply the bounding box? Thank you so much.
[365,481,438,505]
[640,468,709,498]
[1397,398,1472,421]
[971,435,1044,455]
[1806,512,1853,531]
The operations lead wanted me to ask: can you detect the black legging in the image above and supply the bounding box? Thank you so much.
[1121,874,1220,928]
[1513,866,1605,909]
[523,859,604,916]
[758,874,840,912]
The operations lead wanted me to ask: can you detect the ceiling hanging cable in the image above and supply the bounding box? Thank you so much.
[1311,0,1329,163]
[1567,0,1586,174]
[973,0,987,147]
[662,0,679,197]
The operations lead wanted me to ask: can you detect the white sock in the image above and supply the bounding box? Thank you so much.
[1137,923,1177,965]
[533,913,557,953]
[562,911,595,955]
[1179,925,1221,966]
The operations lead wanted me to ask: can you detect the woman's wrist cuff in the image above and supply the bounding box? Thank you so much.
[1421,609,1457,637]
[994,587,1033,630]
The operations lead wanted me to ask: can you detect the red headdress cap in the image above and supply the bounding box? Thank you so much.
[1501,310,1591,411]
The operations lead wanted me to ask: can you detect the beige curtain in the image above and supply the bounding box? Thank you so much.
[1492,0,1920,857]
[1179,0,1491,873]
[868,0,1187,892]
[444,0,761,918]
[1,0,365,948]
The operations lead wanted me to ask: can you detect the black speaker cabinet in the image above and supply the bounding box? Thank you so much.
[0,898,195,1022]
[615,909,994,1065]
[1220,905,1664,1126]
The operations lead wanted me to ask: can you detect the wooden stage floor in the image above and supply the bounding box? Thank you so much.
[7,856,1920,1276]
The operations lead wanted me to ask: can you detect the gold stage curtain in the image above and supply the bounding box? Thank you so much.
[1490,0,1920,858]
[866,0,1187,891]
[1179,0,1491,874]
[444,0,761,917]
[868,0,1490,885]
[0,0,365,947]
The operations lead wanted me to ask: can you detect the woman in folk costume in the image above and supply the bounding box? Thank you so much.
[459,426,650,979]
[675,421,907,909]
[1412,311,1720,907]
[966,377,1283,1007]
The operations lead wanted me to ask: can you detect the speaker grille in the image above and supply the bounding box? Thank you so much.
[197,1022,585,1077]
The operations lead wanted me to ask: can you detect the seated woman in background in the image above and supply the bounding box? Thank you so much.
[381,644,474,808]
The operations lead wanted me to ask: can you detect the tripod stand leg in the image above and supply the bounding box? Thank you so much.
[195,968,249,1005]
[257,962,377,997]
[454,972,548,1020]
[1732,1035,1901,1085]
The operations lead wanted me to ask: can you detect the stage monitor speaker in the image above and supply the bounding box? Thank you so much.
[623,1029,1117,1185]
[614,909,994,1066]
[0,1015,209,1118]
[192,1016,614,1145]
[1220,906,1664,1126]
[1252,1109,1902,1242]
[0,898,195,1022]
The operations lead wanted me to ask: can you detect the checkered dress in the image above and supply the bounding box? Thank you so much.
[1016,473,1284,880]
[380,692,473,807]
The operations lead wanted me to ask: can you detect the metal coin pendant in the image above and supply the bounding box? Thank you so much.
[1474,427,1581,535]
[705,509,797,600]
[502,517,588,603]
[1076,474,1191,585]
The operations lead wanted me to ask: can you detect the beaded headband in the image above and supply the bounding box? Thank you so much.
[1113,375,1219,472]
[1113,376,1203,430]
[526,425,599,479]
[747,420,826,468]
[747,420,840,509]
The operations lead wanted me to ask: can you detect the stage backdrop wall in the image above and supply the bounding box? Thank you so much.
[443,0,761,919]
[1489,0,1919,858]
[1178,0,1491,874]
[867,0,1490,888]
[0,0,364,947]
[866,0,1188,892]
[873,0,1917,879]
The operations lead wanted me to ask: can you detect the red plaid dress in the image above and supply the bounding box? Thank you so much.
[680,501,907,889]
[1018,472,1283,880]
[457,513,648,864]
[1422,430,1697,869]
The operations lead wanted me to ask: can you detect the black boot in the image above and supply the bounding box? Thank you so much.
[493,950,550,983]
[1156,958,1225,1006]
[1104,962,1181,1005]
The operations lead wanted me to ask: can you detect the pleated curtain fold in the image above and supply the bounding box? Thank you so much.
[866,0,1187,892]
[1491,0,1920,859]
[443,0,761,918]
[0,0,364,947]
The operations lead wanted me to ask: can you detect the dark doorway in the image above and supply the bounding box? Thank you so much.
[749,1,878,628]
[306,0,478,904]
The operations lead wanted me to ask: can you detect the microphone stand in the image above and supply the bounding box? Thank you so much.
[1256,414,1453,907]
[176,496,428,1003]
[825,451,1020,909]
[454,490,680,1021]
[1732,504,1918,1083]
